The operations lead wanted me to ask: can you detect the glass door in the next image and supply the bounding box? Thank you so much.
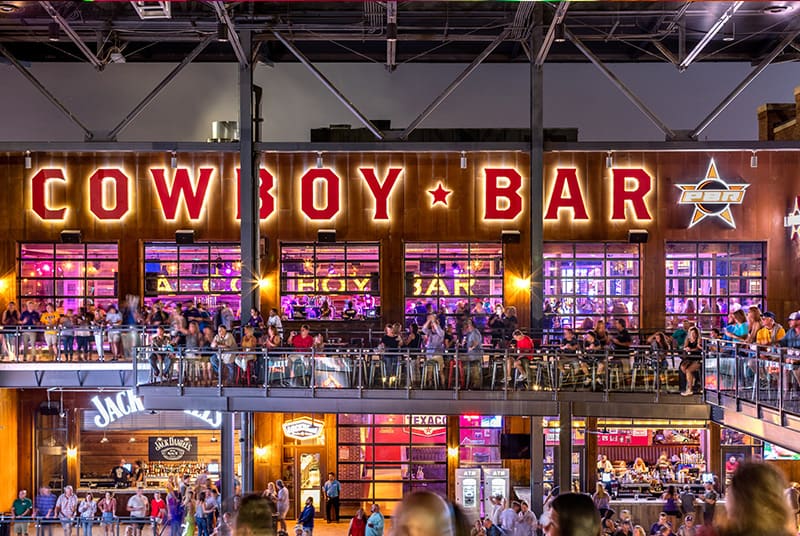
[297,450,323,517]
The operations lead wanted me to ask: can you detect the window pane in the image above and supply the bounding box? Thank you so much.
[280,243,380,321]
[664,242,765,330]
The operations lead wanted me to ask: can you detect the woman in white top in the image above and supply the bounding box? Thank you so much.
[276,480,290,533]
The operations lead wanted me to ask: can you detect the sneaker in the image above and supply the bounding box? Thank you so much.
[680,389,694,397]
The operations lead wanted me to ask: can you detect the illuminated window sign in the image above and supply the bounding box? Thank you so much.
[665,242,765,330]
[280,243,380,320]
[144,242,241,314]
[404,243,503,329]
[543,243,641,331]
[18,243,118,313]
[337,414,447,511]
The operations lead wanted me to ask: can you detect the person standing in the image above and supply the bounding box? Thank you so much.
[499,501,520,536]
[700,482,717,527]
[12,489,33,536]
[518,501,538,536]
[275,480,289,533]
[322,472,341,523]
[126,488,149,536]
[678,486,695,519]
[150,492,167,536]
[297,498,315,536]
[346,508,366,536]
[98,492,116,536]
[785,482,800,531]
[78,493,96,536]
[19,301,41,361]
[166,490,183,536]
[35,487,58,536]
[55,486,78,536]
[365,504,383,536]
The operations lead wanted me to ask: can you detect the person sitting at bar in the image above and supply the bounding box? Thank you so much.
[633,458,648,475]
[510,329,535,388]
[583,331,606,389]
[149,326,173,382]
[235,326,258,384]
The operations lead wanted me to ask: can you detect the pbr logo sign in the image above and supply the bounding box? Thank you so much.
[676,160,749,228]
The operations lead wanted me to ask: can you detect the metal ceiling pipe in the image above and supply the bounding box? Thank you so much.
[272,31,385,141]
[679,1,743,71]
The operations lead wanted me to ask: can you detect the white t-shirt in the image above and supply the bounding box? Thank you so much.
[276,488,289,512]
[127,494,147,518]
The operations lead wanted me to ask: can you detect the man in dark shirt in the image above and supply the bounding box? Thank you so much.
[611,318,633,351]
[342,301,357,321]
[19,301,41,361]
[701,483,717,526]
[111,458,131,488]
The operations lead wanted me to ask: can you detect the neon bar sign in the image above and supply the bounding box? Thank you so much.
[90,389,222,428]
[30,167,527,222]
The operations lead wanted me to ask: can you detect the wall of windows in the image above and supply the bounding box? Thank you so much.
[280,243,380,320]
[143,242,241,314]
[459,414,503,466]
[665,242,766,329]
[543,243,641,330]
[337,414,447,515]
[18,243,118,312]
[404,243,504,329]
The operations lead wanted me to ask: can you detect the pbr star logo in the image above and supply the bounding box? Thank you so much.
[786,196,800,240]
[676,159,749,228]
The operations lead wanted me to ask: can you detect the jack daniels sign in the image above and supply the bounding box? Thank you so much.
[148,436,198,462]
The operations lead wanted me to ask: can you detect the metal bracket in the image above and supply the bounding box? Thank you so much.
[35,370,45,387]
[76,370,88,387]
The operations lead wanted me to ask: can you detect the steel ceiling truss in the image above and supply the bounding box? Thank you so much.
[38,1,104,69]
[208,1,249,68]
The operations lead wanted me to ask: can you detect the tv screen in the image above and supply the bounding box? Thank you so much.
[207,463,220,474]
[501,433,530,459]
[701,473,714,483]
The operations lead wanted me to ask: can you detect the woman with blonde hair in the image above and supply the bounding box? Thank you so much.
[632,526,646,536]
[592,483,611,520]
[719,462,795,536]
[392,490,467,536]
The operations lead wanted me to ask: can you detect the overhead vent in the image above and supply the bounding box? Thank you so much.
[130,1,171,20]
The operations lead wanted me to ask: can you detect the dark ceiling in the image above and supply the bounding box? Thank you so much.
[0,1,799,67]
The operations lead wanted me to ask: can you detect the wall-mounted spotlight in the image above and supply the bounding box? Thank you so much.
[605,151,613,169]
[170,151,178,169]
[750,151,758,168]
[24,150,32,169]
[460,151,467,170]
[316,152,324,169]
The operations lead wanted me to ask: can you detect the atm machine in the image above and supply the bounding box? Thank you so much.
[482,467,510,514]
[455,468,482,521]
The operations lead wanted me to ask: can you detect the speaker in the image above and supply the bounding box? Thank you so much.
[60,230,81,244]
[318,229,336,243]
[501,230,521,244]
[628,230,648,244]
[176,230,195,245]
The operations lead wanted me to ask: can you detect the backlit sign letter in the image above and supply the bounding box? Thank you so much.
[360,167,402,220]
[301,169,340,220]
[484,168,523,220]
[236,168,276,220]
[544,168,589,220]
[611,168,652,221]
[31,168,67,220]
[89,168,130,220]
[151,167,214,220]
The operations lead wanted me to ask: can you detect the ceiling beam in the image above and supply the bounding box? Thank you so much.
[208,1,249,68]
[535,1,569,68]
[691,17,800,139]
[39,1,104,69]
[678,1,743,71]
[272,31,385,141]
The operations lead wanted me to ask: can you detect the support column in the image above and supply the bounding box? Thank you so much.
[221,412,236,507]
[240,412,254,493]
[529,7,544,334]
[585,417,598,495]
[531,416,544,515]
[558,402,573,493]
[239,30,261,319]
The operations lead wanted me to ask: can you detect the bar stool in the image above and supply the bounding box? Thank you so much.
[292,357,309,386]
[350,352,368,388]
[490,359,506,390]
[395,355,415,389]
[607,360,624,390]
[447,358,465,388]
[529,359,551,390]
[368,356,388,388]
[630,357,653,391]
[421,359,440,389]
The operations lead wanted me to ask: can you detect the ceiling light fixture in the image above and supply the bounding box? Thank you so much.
[100,432,109,444]
[217,23,228,43]
[722,22,735,42]
[460,151,467,170]
[48,22,59,42]
[129,436,137,443]
[0,3,19,14]
[762,4,792,14]
[554,23,566,43]
[210,432,219,443]
[24,150,31,169]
